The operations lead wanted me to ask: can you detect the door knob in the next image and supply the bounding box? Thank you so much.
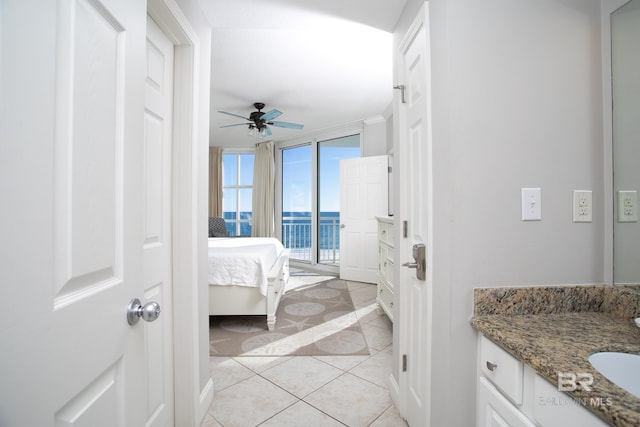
[127,298,161,325]
[340,224,345,229]
[402,261,419,269]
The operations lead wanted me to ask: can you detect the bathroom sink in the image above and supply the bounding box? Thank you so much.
[588,352,640,398]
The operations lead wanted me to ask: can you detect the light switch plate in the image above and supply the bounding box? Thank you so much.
[573,190,592,223]
[617,190,638,222]
[522,188,541,221]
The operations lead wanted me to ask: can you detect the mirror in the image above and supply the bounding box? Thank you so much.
[612,0,640,287]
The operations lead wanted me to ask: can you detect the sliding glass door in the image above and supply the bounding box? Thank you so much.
[281,144,313,262]
[280,134,359,267]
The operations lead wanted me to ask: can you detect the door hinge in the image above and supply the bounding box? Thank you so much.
[388,166,392,173]
[402,354,408,372]
[403,220,408,238]
[393,84,406,104]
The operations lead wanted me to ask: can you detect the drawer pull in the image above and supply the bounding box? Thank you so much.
[486,361,497,371]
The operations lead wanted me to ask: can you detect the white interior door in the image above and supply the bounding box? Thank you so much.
[339,155,389,283]
[0,0,161,425]
[397,4,433,427]
[143,15,175,426]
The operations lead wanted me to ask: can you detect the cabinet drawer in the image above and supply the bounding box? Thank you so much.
[378,222,389,243]
[479,335,524,405]
[377,220,394,246]
[378,280,393,318]
[383,259,394,284]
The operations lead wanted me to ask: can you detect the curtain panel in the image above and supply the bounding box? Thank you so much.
[208,146,223,217]
[252,141,275,237]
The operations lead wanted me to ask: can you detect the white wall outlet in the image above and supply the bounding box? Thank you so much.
[617,190,638,222]
[521,188,541,221]
[572,190,592,223]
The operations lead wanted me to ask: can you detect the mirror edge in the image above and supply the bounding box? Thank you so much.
[601,0,632,285]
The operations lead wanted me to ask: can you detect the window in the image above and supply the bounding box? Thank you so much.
[222,152,254,236]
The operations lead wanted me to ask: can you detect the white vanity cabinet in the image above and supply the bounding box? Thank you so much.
[477,334,535,427]
[376,216,394,321]
[477,334,608,427]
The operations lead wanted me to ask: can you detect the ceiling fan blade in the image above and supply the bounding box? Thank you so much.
[263,126,272,137]
[220,123,249,128]
[218,110,249,121]
[269,121,304,130]
[260,109,282,121]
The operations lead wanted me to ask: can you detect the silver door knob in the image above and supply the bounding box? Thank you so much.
[127,298,161,325]
[340,224,345,229]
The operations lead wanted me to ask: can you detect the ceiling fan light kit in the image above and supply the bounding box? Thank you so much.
[218,102,304,138]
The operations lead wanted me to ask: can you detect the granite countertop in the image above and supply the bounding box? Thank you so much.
[471,285,640,427]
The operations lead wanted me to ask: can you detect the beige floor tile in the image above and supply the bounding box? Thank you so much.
[349,351,392,388]
[261,356,343,398]
[259,401,345,427]
[369,404,409,427]
[204,276,398,427]
[361,322,393,352]
[361,311,393,330]
[208,375,297,427]
[355,303,382,323]
[312,354,370,371]
[350,291,378,308]
[200,413,223,427]
[209,357,255,391]
[305,373,391,427]
[233,355,292,373]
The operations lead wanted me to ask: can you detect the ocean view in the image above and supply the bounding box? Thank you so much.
[223,211,341,250]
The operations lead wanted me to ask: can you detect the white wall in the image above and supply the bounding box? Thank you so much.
[362,117,388,156]
[394,0,605,426]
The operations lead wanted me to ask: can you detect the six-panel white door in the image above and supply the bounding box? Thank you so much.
[0,0,169,425]
[397,4,433,427]
[339,155,389,283]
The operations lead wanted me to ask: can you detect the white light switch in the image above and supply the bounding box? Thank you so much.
[522,188,541,221]
[617,190,638,222]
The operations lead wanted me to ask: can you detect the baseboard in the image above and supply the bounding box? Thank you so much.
[388,372,402,414]
[197,378,214,424]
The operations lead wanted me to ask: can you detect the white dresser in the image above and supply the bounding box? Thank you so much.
[376,216,394,321]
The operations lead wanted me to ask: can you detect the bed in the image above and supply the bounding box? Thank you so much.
[207,237,290,331]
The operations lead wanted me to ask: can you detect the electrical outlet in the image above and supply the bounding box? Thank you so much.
[573,190,592,223]
[521,188,541,221]
[617,190,638,222]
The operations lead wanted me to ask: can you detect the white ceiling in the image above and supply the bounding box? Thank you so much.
[201,0,406,148]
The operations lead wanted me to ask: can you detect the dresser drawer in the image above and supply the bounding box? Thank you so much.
[479,335,524,405]
[377,280,394,319]
[377,220,394,246]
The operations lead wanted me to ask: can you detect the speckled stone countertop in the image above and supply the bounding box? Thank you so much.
[471,285,640,427]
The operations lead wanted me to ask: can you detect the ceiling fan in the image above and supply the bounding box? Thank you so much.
[218,102,304,137]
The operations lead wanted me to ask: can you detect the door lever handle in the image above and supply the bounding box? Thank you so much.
[402,261,419,269]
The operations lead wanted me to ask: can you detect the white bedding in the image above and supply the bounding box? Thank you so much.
[207,237,285,296]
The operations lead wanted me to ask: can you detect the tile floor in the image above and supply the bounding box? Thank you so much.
[201,279,408,427]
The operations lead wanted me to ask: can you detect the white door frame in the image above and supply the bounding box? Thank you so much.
[147,0,213,424]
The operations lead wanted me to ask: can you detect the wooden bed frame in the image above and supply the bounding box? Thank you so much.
[208,249,289,331]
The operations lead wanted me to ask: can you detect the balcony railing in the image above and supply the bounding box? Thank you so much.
[282,214,340,264]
